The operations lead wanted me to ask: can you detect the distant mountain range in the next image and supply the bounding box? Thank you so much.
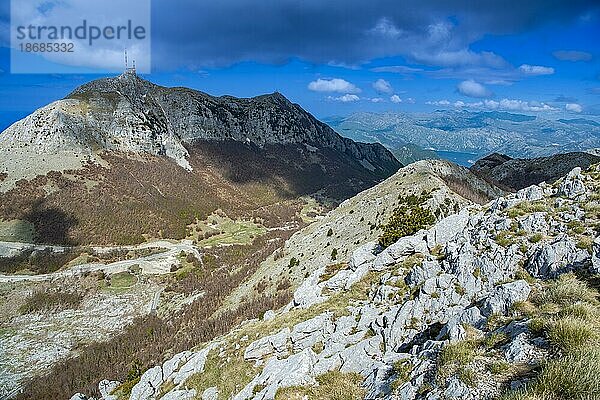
[325,110,600,164]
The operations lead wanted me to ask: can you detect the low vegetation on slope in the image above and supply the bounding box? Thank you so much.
[18,289,83,314]
[0,138,390,246]
[0,149,303,246]
[186,211,267,247]
[0,248,80,274]
[378,193,435,248]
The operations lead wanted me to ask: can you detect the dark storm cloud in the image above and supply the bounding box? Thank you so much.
[0,1,597,70]
[151,0,598,70]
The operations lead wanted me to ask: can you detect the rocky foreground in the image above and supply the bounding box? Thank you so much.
[73,165,600,400]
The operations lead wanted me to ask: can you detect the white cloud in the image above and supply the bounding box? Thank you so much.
[518,64,555,75]
[484,79,514,86]
[426,100,451,106]
[328,94,360,102]
[425,66,517,85]
[370,17,403,38]
[565,103,583,113]
[370,65,423,74]
[326,61,361,70]
[390,95,402,103]
[412,49,507,69]
[426,98,557,112]
[405,97,416,104]
[482,99,556,112]
[308,78,361,93]
[370,97,384,103]
[373,79,393,94]
[457,80,492,98]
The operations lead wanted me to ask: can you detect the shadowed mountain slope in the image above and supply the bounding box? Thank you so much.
[470,151,600,191]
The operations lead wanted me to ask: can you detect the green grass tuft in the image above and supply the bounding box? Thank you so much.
[457,367,477,387]
[390,359,413,391]
[536,273,598,306]
[438,340,478,367]
[488,361,511,375]
[529,233,543,243]
[275,371,365,400]
[483,332,509,349]
[546,317,597,352]
[503,346,600,399]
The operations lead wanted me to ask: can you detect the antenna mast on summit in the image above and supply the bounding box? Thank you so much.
[124,50,137,75]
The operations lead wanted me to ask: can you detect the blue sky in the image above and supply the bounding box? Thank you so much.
[0,0,599,128]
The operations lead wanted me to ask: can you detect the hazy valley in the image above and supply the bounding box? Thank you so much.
[326,111,600,165]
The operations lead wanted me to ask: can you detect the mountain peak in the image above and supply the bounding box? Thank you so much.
[67,72,155,99]
[1,74,400,180]
[473,152,512,169]
[251,91,293,107]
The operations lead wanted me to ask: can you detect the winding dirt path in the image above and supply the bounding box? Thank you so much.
[0,240,202,283]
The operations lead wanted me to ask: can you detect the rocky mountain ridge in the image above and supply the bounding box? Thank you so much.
[67,161,600,400]
[1,72,399,175]
[223,159,505,309]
